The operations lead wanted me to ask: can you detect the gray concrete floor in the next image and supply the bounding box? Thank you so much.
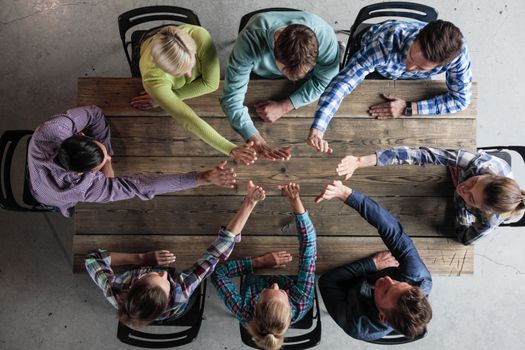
[1,0,525,349]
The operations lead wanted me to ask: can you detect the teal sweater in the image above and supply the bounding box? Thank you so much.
[221,11,340,140]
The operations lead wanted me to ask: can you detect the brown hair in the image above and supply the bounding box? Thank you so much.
[416,20,463,64]
[247,298,291,350]
[149,26,197,76]
[384,287,432,339]
[484,175,525,217]
[274,24,318,81]
[117,277,169,328]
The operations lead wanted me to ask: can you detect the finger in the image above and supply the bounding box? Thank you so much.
[381,93,397,101]
[369,102,390,110]
[216,160,228,169]
[314,193,325,203]
[369,107,392,114]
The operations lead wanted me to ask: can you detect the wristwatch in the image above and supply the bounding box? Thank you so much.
[404,101,413,116]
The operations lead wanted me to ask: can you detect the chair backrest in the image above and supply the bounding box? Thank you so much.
[0,130,50,212]
[118,6,201,77]
[365,328,428,345]
[478,146,525,227]
[117,280,207,348]
[342,2,438,68]
[239,277,321,350]
[238,7,301,33]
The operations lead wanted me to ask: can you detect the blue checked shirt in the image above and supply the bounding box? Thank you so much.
[211,212,317,326]
[376,147,514,245]
[312,21,472,133]
[85,228,236,320]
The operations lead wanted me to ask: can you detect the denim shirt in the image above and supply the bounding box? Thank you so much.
[342,190,432,341]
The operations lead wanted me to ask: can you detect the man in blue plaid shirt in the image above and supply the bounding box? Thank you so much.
[307,20,472,153]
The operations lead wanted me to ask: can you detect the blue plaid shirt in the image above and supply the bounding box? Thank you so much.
[376,147,514,245]
[312,21,472,132]
[85,228,236,320]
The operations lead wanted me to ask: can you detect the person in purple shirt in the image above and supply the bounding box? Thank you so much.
[28,105,237,217]
[315,180,432,341]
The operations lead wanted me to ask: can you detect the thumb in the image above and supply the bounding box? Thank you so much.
[314,195,324,204]
[382,93,397,101]
[217,160,228,169]
[246,140,254,147]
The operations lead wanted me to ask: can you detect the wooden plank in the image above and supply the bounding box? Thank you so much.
[78,78,477,118]
[107,116,476,157]
[75,196,454,237]
[73,235,473,276]
[109,156,454,196]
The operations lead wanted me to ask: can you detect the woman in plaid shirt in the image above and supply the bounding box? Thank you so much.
[336,146,525,245]
[85,181,266,328]
[211,182,317,350]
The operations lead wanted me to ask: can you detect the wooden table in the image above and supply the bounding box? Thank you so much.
[73,78,477,276]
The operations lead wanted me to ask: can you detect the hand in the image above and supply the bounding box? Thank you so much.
[100,158,115,178]
[307,128,333,154]
[142,250,176,266]
[230,141,257,165]
[372,251,399,270]
[315,180,352,203]
[249,134,291,161]
[337,155,360,180]
[368,94,407,119]
[279,182,305,214]
[253,251,293,269]
[254,99,293,123]
[278,182,301,201]
[245,180,266,204]
[130,91,160,110]
[197,160,236,188]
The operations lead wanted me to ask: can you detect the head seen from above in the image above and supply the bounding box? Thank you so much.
[456,174,525,216]
[150,26,197,78]
[274,24,318,81]
[374,276,432,339]
[56,135,110,173]
[406,20,463,72]
[117,270,171,328]
[248,283,291,350]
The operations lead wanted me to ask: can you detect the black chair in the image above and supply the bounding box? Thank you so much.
[239,277,321,350]
[118,6,201,77]
[341,2,438,74]
[117,280,207,348]
[0,130,51,212]
[364,328,427,345]
[238,8,301,33]
[477,145,525,227]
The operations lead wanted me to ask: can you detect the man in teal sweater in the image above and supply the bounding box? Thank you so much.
[221,11,340,161]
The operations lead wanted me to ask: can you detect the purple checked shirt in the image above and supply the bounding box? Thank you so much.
[27,105,197,217]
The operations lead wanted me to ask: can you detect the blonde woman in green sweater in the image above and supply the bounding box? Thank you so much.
[131,25,257,165]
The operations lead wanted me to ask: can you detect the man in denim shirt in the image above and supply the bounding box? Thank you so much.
[316,181,432,341]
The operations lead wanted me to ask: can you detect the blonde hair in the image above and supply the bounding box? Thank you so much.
[247,298,291,350]
[483,175,525,217]
[149,26,197,77]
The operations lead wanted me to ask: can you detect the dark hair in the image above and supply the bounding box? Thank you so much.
[117,277,169,328]
[56,135,104,172]
[274,24,318,80]
[416,20,463,64]
[484,175,525,216]
[384,287,432,339]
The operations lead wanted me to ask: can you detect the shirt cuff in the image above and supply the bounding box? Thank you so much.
[289,92,308,110]
[345,189,364,208]
[362,256,378,273]
[219,227,236,240]
[243,257,254,274]
[294,210,310,223]
[240,124,259,141]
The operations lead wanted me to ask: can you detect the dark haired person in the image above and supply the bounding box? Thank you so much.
[336,147,525,245]
[221,11,340,160]
[85,181,266,328]
[28,105,237,217]
[308,20,472,153]
[316,180,432,341]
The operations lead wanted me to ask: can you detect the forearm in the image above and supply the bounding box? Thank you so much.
[109,252,145,266]
[226,200,258,235]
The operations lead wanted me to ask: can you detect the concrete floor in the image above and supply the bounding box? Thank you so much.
[1,0,525,349]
